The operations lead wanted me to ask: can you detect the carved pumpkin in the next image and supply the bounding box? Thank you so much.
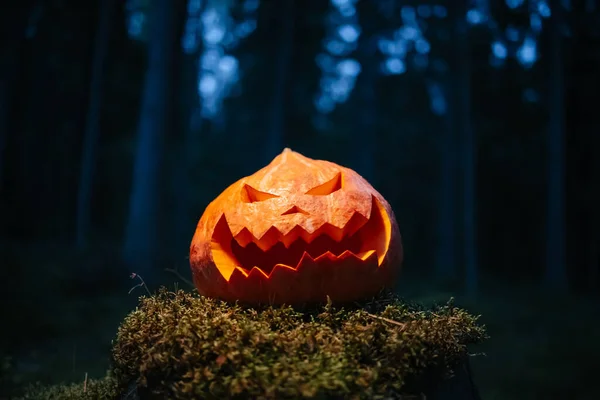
[190,148,403,305]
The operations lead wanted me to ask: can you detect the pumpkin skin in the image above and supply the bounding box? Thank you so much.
[190,148,403,305]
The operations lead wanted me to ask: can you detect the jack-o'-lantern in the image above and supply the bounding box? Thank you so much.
[189,148,402,305]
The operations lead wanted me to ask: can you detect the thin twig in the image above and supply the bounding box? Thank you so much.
[165,268,195,288]
[365,313,407,330]
[129,273,152,296]
[83,372,88,393]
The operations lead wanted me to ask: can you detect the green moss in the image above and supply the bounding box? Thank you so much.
[17,375,119,399]
[109,288,486,399]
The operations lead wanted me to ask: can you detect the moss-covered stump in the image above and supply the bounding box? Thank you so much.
[108,288,486,399]
[15,289,486,399]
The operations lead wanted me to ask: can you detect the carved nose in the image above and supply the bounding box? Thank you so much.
[281,205,308,215]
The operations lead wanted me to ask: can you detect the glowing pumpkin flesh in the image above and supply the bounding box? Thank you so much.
[190,148,402,305]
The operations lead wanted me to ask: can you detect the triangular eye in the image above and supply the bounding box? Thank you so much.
[241,184,279,203]
[305,172,342,196]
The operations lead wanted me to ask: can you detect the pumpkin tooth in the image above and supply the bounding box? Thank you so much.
[318,224,345,242]
[247,266,269,279]
[252,226,281,251]
[299,228,318,244]
[295,251,316,269]
[313,251,338,262]
[280,226,303,248]
[233,228,254,247]
[269,263,297,277]
[297,219,328,240]
[233,266,250,278]
[338,249,377,261]
[357,196,391,266]
[341,212,369,237]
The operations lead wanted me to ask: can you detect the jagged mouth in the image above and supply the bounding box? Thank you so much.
[210,196,391,281]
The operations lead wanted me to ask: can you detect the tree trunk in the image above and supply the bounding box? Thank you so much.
[544,0,568,290]
[455,0,477,294]
[353,2,378,183]
[0,1,37,198]
[75,0,115,249]
[170,0,203,261]
[264,0,295,164]
[123,0,182,277]
[435,82,458,283]
[590,95,600,290]
[11,1,46,237]
[591,132,600,290]
[171,56,202,260]
[0,36,21,195]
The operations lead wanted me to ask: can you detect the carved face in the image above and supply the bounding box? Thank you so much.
[190,148,402,305]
